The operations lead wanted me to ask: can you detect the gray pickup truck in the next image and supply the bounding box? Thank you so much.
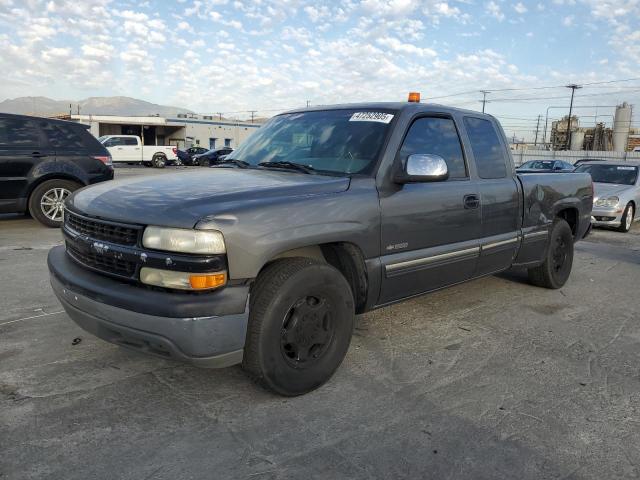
[48,102,593,395]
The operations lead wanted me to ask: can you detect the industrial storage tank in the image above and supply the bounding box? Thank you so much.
[613,102,632,152]
[570,130,585,150]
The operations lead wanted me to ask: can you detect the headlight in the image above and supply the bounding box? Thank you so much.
[142,226,226,254]
[594,196,619,208]
[140,267,226,290]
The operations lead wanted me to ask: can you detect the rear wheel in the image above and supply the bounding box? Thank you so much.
[527,219,574,289]
[28,179,82,227]
[243,258,355,396]
[617,203,634,233]
[152,154,166,168]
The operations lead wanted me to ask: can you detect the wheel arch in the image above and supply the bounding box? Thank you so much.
[256,241,369,314]
[555,206,579,238]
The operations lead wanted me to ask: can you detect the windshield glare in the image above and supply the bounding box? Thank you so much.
[521,161,555,169]
[228,109,395,175]
[575,164,638,185]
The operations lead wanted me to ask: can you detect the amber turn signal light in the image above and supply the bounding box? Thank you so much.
[408,92,421,103]
[189,273,227,289]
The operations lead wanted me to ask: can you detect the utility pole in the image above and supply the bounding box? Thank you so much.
[565,84,582,150]
[480,90,489,113]
[249,110,256,123]
[534,114,542,146]
[306,100,310,108]
[216,112,223,121]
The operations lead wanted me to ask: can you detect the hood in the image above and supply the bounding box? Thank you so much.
[68,169,350,228]
[593,182,632,200]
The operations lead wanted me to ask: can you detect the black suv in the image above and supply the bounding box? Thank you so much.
[0,113,114,227]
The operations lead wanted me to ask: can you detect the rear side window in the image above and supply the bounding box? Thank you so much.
[42,122,88,149]
[464,117,507,179]
[123,137,138,146]
[399,117,467,179]
[0,117,41,148]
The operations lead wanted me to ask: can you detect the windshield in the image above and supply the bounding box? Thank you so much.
[521,160,555,169]
[575,164,638,185]
[228,109,395,175]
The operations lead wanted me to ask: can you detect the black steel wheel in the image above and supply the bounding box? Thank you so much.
[280,295,335,367]
[243,258,355,396]
[528,219,574,289]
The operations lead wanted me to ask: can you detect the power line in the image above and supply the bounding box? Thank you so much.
[427,77,640,100]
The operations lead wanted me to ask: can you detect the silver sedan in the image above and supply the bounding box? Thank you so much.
[574,161,640,232]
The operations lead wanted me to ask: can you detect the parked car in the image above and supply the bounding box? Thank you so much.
[192,147,233,166]
[177,146,209,165]
[573,158,605,168]
[516,160,575,173]
[0,113,113,227]
[98,135,178,168]
[48,101,592,396]
[574,161,639,232]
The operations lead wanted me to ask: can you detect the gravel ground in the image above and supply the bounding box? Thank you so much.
[1,166,639,480]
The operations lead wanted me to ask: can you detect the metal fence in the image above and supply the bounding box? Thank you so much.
[510,150,640,166]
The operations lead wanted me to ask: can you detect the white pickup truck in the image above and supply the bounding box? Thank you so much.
[98,135,179,168]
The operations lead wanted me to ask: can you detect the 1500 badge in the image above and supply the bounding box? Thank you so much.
[386,242,409,251]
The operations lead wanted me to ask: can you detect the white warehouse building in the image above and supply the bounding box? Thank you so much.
[66,114,263,150]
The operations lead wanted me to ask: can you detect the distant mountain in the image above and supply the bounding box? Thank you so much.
[0,96,193,117]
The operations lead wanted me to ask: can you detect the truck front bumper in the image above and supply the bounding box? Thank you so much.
[48,246,249,368]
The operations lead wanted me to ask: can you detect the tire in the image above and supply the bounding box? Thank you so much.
[152,154,166,168]
[193,159,199,166]
[527,219,574,289]
[243,258,355,396]
[617,203,634,233]
[28,179,82,228]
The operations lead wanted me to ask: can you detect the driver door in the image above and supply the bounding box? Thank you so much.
[379,115,481,304]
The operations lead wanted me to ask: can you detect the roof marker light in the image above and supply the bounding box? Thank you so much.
[408,92,421,103]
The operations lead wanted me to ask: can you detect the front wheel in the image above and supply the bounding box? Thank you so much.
[527,219,574,289]
[243,258,355,396]
[28,179,82,227]
[617,203,634,233]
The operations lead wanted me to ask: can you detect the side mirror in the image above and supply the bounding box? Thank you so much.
[395,154,449,183]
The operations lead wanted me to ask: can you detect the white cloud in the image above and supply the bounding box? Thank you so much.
[486,1,505,21]
[513,2,527,14]
[377,36,438,57]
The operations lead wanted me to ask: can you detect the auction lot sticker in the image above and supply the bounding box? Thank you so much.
[349,112,394,123]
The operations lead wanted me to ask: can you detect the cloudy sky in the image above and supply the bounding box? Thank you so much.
[0,0,638,138]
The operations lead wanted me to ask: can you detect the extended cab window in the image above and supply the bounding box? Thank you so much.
[464,117,507,179]
[399,117,467,179]
[123,137,138,146]
[0,117,40,147]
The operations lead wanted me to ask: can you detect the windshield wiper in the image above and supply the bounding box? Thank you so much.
[259,161,316,174]
[212,158,250,169]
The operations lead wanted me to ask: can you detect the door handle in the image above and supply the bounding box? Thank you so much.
[463,194,480,209]
[31,152,47,158]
